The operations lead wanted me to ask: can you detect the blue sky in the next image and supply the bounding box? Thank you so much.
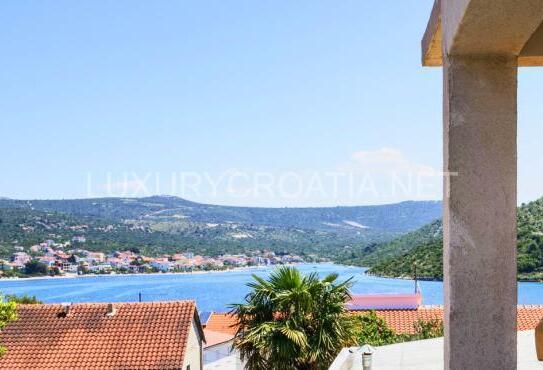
[1,0,542,206]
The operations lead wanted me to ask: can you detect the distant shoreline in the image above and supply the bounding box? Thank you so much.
[0,263,303,282]
[364,271,442,282]
[365,271,543,283]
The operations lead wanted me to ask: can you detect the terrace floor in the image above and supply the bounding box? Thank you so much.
[332,330,543,370]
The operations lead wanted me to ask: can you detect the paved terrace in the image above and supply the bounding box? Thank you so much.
[331,330,543,370]
[203,308,543,369]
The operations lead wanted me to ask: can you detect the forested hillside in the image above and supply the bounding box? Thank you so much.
[367,197,543,281]
[0,196,442,235]
[0,197,442,260]
[0,207,360,259]
[336,220,442,267]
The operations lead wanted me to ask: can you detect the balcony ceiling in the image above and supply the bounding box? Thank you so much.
[422,0,543,66]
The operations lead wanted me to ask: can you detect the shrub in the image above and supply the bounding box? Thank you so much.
[0,295,18,357]
[355,313,444,347]
[24,260,48,275]
[5,294,42,304]
[413,318,443,339]
[354,311,399,346]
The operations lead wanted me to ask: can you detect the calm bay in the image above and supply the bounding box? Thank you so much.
[0,263,541,312]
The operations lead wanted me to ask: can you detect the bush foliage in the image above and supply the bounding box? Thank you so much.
[355,310,444,347]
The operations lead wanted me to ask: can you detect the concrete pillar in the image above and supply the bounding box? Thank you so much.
[443,55,517,370]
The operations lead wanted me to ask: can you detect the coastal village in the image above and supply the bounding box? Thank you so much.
[2,237,305,277]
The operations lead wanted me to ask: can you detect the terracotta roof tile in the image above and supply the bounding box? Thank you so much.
[207,306,543,337]
[0,301,199,370]
[356,305,543,334]
[368,307,443,335]
[517,305,543,331]
[204,313,238,335]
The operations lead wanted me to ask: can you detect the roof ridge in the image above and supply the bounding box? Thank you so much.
[419,305,444,309]
[517,304,543,308]
[18,300,196,308]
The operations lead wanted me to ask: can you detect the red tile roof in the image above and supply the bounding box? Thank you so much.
[513,305,543,331]
[0,301,203,370]
[356,305,543,334]
[207,306,543,337]
[204,313,238,335]
[366,306,444,335]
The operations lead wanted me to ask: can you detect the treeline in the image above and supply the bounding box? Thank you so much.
[366,197,543,281]
[0,207,358,260]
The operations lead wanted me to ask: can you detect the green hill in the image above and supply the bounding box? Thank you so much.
[0,207,360,259]
[0,197,442,260]
[335,220,442,267]
[0,196,442,235]
[367,197,543,281]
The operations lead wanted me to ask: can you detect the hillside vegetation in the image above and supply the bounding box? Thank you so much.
[0,197,442,260]
[335,220,442,267]
[0,207,356,259]
[367,197,543,281]
[0,197,441,235]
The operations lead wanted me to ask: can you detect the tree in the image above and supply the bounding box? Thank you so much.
[0,295,18,357]
[230,267,357,370]
[24,260,48,275]
[5,294,41,304]
[129,247,140,254]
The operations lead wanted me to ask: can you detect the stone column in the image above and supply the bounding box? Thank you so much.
[443,55,518,370]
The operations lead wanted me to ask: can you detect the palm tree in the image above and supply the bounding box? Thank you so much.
[230,266,357,370]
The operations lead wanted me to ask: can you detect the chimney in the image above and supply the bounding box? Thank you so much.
[106,303,117,317]
[57,303,71,318]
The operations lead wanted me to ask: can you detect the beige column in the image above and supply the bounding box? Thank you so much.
[443,55,517,370]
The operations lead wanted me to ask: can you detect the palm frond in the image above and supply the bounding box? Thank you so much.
[230,266,357,370]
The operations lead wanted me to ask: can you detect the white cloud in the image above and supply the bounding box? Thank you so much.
[329,148,442,204]
[339,147,438,175]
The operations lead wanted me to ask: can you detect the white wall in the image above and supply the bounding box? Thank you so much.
[204,340,234,364]
[204,350,243,370]
[183,321,203,370]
